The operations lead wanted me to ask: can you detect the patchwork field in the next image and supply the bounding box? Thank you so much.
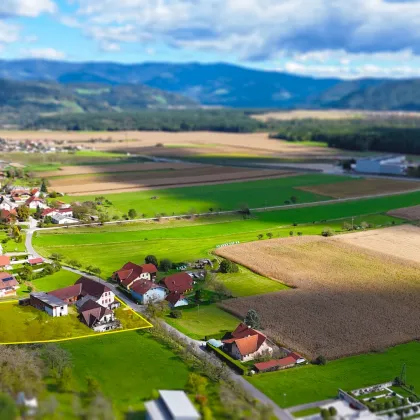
[58,173,346,214]
[248,341,420,408]
[47,164,299,195]
[335,224,420,264]
[388,204,420,221]
[217,233,420,359]
[297,178,420,198]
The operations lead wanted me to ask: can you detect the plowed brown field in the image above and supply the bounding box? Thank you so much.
[297,178,420,198]
[388,205,420,221]
[47,166,297,195]
[217,232,420,359]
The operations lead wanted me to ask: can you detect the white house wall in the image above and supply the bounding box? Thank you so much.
[144,287,167,304]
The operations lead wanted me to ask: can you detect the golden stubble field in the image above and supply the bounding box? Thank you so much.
[297,178,420,198]
[217,231,420,359]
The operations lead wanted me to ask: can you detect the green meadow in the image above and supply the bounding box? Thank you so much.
[248,342,420,408]
[60,174,351,215]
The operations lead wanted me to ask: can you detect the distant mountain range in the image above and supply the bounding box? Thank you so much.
[0,59,419,112]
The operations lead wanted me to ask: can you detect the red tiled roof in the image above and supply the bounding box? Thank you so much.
[28,258,43,265]
[0,209,17,220]
[41,208,54,217]
[234,335,259,356]
[165,292,186,305]
[0,256,10,266]
[114,262,157,287]
[49,284,82,301]
[254,357,297,372]
[130,279,157,295]
[140,263,158,273]
[163,273,193,294]
[25,197,44,205]
[0,272,18,290]
[224,323,267,348]
[75,277,110,298]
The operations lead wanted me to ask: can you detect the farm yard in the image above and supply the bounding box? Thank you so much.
[248,341,420,408]
[217,233,420,359]
[297,178,420,198]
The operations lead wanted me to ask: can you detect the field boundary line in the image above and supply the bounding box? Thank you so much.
[0,299,19,304]
[115,296,153,326]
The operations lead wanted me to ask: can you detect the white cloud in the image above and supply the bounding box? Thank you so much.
[68,0,420,61]
[22,47,66,60]
[100,41,120,52]
[59,15,81,28]
[0,21,19,43]
[0,0,56,17]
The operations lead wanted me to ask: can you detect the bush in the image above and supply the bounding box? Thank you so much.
[314,355,327,365]
[170,310,182,319]
[159,259,172,272]
[322,228,335,237]
[321,408,330,419]
[219,259,239,273]
[329,406,337,416]
[206,344,247,375]
[145,255,158,267]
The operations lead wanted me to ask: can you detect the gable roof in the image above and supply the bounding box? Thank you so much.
[254,357,297,372]
[75,277,111,298]
[31,292,66,308]
[165,292,186,306]
[222,323,267,355]
[28,257,43,265]
[0,272,18,290]
[41,208,54,217]
[0,255,10,267]
[163,273,193,294]
[114,262,158,287]
[25,196,44,205]
[130,279,158,295]
[48,284,82,301]
[234,334,259,356]
[0,209,17,220]
[79,299,113,327]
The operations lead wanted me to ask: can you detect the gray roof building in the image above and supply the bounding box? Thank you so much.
[145,390,200,420]
[30,292,66,308]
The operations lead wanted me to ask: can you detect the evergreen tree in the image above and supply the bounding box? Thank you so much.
[40,179,48,193]
[244,309,261,329]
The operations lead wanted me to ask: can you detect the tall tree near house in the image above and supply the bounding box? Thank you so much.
[145,255,158,266]
[159,258,172,272]
[16,205,30,221]
[244,309,261,329]
[40,179,48,193]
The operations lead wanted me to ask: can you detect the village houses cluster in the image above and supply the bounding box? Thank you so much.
[0,185,79,225]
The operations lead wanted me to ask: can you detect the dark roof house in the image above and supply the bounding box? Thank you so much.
[113,262,158,287]
[75,277,111,298]
[48,284,82,302]
[78,299,114,328]
[162,273,193,294]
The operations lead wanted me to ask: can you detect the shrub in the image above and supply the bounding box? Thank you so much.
[159,259,172,272]
[321,408,330,419]
[329,406,337,416]
[314,355,327,365]
[322,228,335,237]
[219,259,239,273]
[170,310,182,319]
[145,255,158,267]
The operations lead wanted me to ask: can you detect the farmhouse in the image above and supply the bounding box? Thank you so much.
[0,196,16,211]
[0,272,19,297]
[222,323,272,362]
[162,273,193,294]
[129,279,167,304]
[145,390,201,420]
[48,284,82,305]
[28,257,43,266]
[78,299,120,332]
[165,292,189,308]
[75,276,116,308]
[25,196,48,209]
[113,262,158,288]
[41,208,74,220]
[30,292,68,317]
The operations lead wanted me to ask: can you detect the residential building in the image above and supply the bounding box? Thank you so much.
[113,262,158,288]
[0,196,17,211]
[25,196,48,209]
[16,392,38,417]
[28,257,44,266]
[354,155,407,175]
[165,292,189,308]
[129,279,167,304]
[42,208,73,219]
[162,273,193,295]
[222,323,272,362]
[29,292,68,317]
[0,255,11,269]
[0,209,17,224]
[75,276,115,308]
[145,390,201,420]
[0,272,19,297]
[78,299,120,332]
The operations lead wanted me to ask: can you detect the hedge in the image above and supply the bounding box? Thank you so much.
[206,343,248,375]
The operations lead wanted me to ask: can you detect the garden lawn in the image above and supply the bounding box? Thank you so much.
[60,174,350,215]
[17,270,80,297]
[165,304,240,340]
[218,266,288,297]
[248,342,420,408]
[0,230,27,253]
[59,331,190,416]
[0,302,94,343]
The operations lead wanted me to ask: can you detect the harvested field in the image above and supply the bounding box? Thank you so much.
[217,234,420,359]
[47,165,298,195]
[334,225,420,264]
[35,162,205,178]
[388,205,420,221]
[297,178,420,198]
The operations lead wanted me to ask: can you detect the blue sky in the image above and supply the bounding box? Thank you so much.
[2,0,420,79]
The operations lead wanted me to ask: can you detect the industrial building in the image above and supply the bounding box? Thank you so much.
[353,155,407,175]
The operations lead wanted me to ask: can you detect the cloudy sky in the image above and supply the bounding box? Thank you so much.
[1,0,420,79]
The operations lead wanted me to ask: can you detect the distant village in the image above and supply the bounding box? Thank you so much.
[0,137,89,154]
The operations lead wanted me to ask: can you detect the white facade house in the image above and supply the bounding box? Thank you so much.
[145,390,201,420]
[354,155,407,175]
[0,197,17,211]
[30,292,68,317]
[96,290,115,308]
[229,340,273,362]
[26,197,48,209]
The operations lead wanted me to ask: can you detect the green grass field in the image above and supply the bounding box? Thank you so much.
[248,342,420,408]
[60,174,351,215]
[17,269,80,297]
[165,304,240,340]
[33,197,405,278]
[58,331,190,417]
[218,266,288,297]
[0,230,27,253]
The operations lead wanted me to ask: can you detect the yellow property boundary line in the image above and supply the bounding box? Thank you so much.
[0,296,153,346]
